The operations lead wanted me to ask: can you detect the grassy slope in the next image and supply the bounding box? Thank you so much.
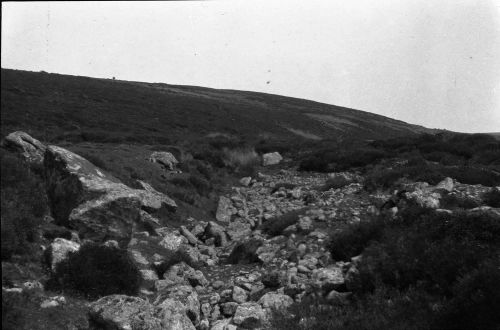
[1,68,433,145]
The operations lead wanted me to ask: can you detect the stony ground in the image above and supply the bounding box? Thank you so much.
[2,131,499,330]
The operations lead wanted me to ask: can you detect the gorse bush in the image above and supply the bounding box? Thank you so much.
[50,244,141,299]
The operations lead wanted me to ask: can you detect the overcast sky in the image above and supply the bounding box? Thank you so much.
[2,1,499,132]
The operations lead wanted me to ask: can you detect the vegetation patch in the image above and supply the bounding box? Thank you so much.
[259,209,307,237]
[1,150,47,261]
[49,244,141,299]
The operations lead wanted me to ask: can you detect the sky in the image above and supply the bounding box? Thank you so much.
[2,1,500,133]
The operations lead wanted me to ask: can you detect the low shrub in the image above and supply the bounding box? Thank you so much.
[271,182,297,194]
[270,288,433,330]
[78,152,107,170]
[483,188,500,207]
[358,210,500,295]
[328,217,386,261]
[440,193,481,209]
[188,175,211,196]
[2,290,89,330]
[50,244,141,299]
[259,209,306,236]
[226,239,263,264]
[298,147,389,173]
[435,261,500,330]
[321,176,352,191]
[1,151,47,261]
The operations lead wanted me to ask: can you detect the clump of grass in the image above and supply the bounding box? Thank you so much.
[222,147,260,176]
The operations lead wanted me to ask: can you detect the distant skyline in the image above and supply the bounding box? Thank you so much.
[2,1,500,133]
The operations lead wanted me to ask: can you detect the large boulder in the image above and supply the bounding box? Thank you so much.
[148,151,179,171]
[262,152,283,166]
[44,145,176,243]
[3,131,46,164]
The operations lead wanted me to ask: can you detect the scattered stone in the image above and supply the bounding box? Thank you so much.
[216,196,233,223]
[232,302,266,328]
[262,152,283,166]
[258,292,293,313]
[434,177,454,192]
[148,151,179,171]
[232,285,248,303]
[240,177,252,186]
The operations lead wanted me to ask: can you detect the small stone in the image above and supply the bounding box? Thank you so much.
[232,286,248,304]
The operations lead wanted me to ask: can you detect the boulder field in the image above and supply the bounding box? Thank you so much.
[3,131,499,330]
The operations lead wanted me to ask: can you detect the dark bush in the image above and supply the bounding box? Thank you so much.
[299,147,389,173]
[358,210,500,295]
[440,193,481,209]
[227,239,263,264]
[321,176,353,191]
[329,217,386,261]
[188,174,211,196]
[1,151,47,260]
[260,209,306,236]
[483,188,500,207]
[50,244,141,299]
[269,288,433,330]
[435,261,500,330]
[78,152,107,170]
